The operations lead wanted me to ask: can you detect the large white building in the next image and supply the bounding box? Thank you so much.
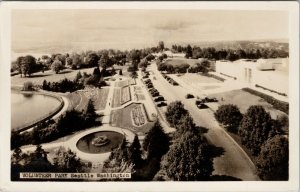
[215,58,289,96]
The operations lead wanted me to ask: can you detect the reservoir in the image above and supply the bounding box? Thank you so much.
[11,92,62,130]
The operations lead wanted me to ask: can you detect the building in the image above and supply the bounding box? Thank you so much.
[215,58,289,96]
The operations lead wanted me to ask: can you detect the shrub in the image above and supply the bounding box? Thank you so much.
[165,101,189,127]
[22,81,34,91]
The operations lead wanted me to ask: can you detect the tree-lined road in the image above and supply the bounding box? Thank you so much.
[148,62,259,181]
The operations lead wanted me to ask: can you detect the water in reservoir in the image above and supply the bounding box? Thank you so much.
[11,92,61,130]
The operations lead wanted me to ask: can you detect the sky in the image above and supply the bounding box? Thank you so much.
[12,9,289,53]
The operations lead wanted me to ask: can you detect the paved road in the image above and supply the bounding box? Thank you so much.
[148,62,259,181]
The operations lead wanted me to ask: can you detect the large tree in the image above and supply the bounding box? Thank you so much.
[128,135,142,167]
[165,101,189,127]
[158,41,165,52]
[16,55,36,77]
[51,60,63,74]
[53,147,84,172]
[164,131,214,181]
[215,104,243,133]
[185,44,193,58]
[238,105,279,155]
[256,135,289,180]
[86,52,100,67]
[143,121,169,159]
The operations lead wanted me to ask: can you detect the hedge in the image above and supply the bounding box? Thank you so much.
[242,88,289,114]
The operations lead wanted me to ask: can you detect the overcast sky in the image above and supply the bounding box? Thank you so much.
[12,9,288,52]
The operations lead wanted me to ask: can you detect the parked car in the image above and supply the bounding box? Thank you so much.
[195,100,202,105]
[197,103,208,109]
[203,97,218,103]
[154,96,164,102]
[147,84,153,89]
[157,101,167,107]
[151,92,159,97]
[185,93,194,99]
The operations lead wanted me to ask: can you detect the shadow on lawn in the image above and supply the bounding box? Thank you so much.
[209,145,225,158]
[195,126,209,134]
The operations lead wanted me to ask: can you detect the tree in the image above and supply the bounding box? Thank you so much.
[175,114,196,136]
[98,51,110,70]
[130,71,138,79]
[256,135,288,180]
[51,60,63,74]
[71,53,82,69]
[83,99,97,127]
[16,55,36,77]
[92,67,101,77]
[158,41,165,52]
[23,145,53,172]
[215,104,243,133]
[74,71,82,82]
[165,101,189,127]
[143,121,169,159]
[238,105,279,155]
[86,52,100,67]
[119,69,123,75]
[22,81,34,91]
[185,44,193,58]
[164,131,214,181]
[128,135,142,167]
[53,147,84,172]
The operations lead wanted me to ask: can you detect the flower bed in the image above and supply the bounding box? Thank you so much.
[120,86,131,104]
[131,105,146,126]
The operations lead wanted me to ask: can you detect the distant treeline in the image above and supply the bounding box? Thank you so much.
[171,44,289,61]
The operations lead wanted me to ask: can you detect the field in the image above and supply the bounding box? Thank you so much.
[209,89,287,119]
[178,73,222,84]
[11,68,94,86]
[165,58,200,67]
[66,88,109,111]
[110,103,154,134]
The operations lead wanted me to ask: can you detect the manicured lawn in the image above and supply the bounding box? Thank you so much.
[110,103,154,134]
[11,68,94,86]
[178,73,222,84]
[66,88,109,111]
[111,88,121,108]
[209,89,287,119]
[112,86,131,108]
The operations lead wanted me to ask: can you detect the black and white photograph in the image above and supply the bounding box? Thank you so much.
[0,1,299,192]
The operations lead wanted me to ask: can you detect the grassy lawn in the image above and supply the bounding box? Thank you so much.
[209,89,287,119]
[110,103,154,135]
[112,88,121,108]
[178,73,222,84]
[66,88,109,111]
[165,58,200,67]
[11,68,94,86]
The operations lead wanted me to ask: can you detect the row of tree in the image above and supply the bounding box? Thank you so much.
[214,104,289,180]
[171,44,289,61]
[12,47,157,77]
[157,59,211,74]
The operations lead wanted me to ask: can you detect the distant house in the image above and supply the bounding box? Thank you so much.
[215,58,289,96]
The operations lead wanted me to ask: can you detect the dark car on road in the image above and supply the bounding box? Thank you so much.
[185,93,194,99]
[151,92,159,97]
[157,101,167,107]
[154,96,164,102]
[197,103,208,109]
